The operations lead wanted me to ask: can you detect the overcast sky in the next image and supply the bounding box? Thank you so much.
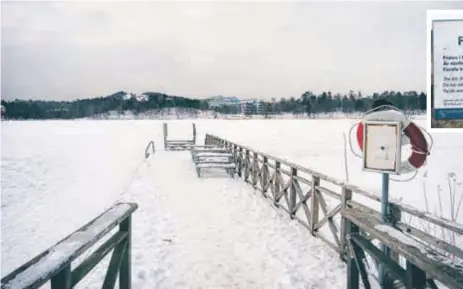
[2,1,463,101]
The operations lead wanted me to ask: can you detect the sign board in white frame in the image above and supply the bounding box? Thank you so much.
[432,19,463,120]
[362,121,402,174]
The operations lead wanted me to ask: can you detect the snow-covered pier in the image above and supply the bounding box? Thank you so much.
[1,131,462,289]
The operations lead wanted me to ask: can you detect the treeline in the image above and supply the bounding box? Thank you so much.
[1,90,426,120]
[1,91,208,120]
[213,90,427,116]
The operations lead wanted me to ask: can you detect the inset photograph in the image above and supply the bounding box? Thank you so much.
[429,11,463,129]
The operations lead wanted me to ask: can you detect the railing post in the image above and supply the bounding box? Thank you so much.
[163,123,167,149]
[346,220,360,289]
[406,261,426,289]
[274,161,281,205]
[192,123,196,144]
[252,152,258,188]
[244,150,250,183]
[51,265,72,289]
[262,156,268,193]
[390,203,402,266]
[340,186,352,261]
[119,216,132,289]
[237,147,243,177]
[290,167,297,219]
[310,175,320,236]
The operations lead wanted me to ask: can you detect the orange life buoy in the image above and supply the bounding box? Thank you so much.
[355,110,429,173]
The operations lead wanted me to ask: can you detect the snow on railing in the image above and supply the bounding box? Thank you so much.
[1,202,138,289]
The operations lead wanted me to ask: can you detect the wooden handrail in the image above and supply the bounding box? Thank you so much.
[206,133,462,235]
[1,202,138,289]
[145,141,155,159]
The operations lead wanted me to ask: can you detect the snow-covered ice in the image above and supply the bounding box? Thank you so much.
[1,118,462,288]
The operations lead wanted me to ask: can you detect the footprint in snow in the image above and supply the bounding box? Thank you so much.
[137,270,146,280]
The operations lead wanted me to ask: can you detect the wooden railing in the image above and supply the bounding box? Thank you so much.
[206,134,463,289]
[163,123,196,150]
[343,207,463,289]
[1,202,138,289]
[145,141,155,159]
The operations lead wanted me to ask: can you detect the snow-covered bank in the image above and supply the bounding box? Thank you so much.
[86,107,426,121]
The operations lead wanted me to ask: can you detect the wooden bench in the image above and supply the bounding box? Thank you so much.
[190,146,231,160]
[165,140,196,151]
[192,152,234,163]
[191,146,236,178]
[342,208,463,289]
[190,146,230,157]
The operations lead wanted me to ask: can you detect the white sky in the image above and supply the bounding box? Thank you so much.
[2,1,463,101]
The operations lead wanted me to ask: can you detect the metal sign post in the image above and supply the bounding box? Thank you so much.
[350,106,431,289]
[379,172,391,288]
[362,120,400,288]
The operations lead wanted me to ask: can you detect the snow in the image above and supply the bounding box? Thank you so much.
[193,155,234,165]
[118,152,345,288]
[196,163,236,168]
[374,224,427,253]
[1,118,462,288]
[194,153,233,157]
[1,120,158,276]
[121,92,149,102]
[2,203,133,289]
[374,224,463,273]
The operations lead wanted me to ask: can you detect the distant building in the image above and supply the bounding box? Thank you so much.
[239,99,267,115]
[207,96,268,115]
[239,99,256,115]
[256,100,265,114]
[207,96,241,108]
